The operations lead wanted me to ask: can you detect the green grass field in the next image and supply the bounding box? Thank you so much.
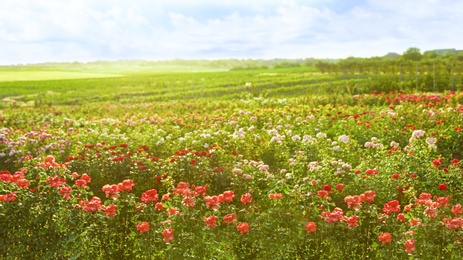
[0,70,122,82]
[0,63,461,109]
[0,66,323,107]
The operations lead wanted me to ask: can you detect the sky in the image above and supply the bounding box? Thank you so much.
[1,0,462,65]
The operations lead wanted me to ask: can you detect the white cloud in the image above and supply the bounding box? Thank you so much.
[0,0,462,64]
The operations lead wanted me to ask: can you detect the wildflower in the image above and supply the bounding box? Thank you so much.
[416,193,432,205]
[437,184,447,190]
[426,137,437,149]
[335,183,345,192]
[102,184,121,199]
[383,200,401,215]
[11,170,25,182]
[232,168,243,175]
[404,239,416,253]
[119,179,134,192]
[44,155,55,163]
[451,204,463,215]
[38,155,63,168]
[204,195,221,211]
[342,163,352,171]
[46,176,66,188]
[242,174,252,180]
[203,215,218,228]
[190,159,197,166]
[317,190,330,199]
[223,213,238,224]
[432,158,443,168]
[15,178,29,189]
[155,202,164,211]
[364,141,374,148]
[0,170,11,182]
[221,190,235,203]
[322,207,344,223]
[2,192,16,202]
[363,190,376,203]
[397,213,406,222]
[174,182,191,195]
[379,232,392,244]
[344,195,363,210]
[194,185,208,196]
[442,217,463,230]
[141,189,158,203]
[60,186,72,200]
[80,173,91,183]
[75,179,87,188]
[323,185,332,192]
[268,193,282,200]
[182,196,196,208]
[137,222,150,233]
[424,206,438,219]
[112,156,124,162]
[305,222,317,233]
[240,193,252,205]
[409,218,422,227]
[419,193,432,200]
[80,197,101,213]
[167,208,179,216]
[237,222,250,234]
[410,130,425,142]
[103,204,117,217]
[338,135,349,144]
[365,169,378,176]
[344,215,359,228]
[162,228,175,242]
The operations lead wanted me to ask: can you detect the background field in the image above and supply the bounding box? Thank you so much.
[0,71,122,82]
[1,59,462,109]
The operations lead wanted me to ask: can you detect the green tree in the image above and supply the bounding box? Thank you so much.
[423,50,438,59]
[315,60,331,73]
[402,47,423,61]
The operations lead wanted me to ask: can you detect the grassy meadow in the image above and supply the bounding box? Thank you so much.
[0,70,122,82]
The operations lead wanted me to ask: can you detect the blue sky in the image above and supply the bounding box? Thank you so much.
[1,0,462,65]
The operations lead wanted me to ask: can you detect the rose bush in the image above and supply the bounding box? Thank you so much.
[1,91,463,259]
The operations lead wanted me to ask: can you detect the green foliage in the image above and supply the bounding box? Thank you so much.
[402,47,423,61]
[2,53,463,109]
[1,75,463,259]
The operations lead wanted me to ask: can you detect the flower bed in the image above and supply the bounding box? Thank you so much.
[1,91,463,259]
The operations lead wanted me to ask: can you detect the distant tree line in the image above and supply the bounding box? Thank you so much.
[315,47,463,75]
[1,58,330,71]
[2,47,462,74]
